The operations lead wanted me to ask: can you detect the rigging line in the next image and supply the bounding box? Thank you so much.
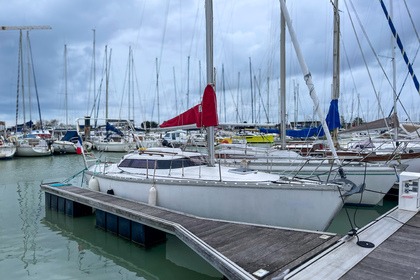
[344,0,389,130]
[254,75,269,122]
[379,0,420,95]
[388,45,420,125]
[341,36,359,109]
[132,54,145,123]
[348,0,396,116]
[157,0,170,75]
[89,53,107,121]
[27,31,44,131]
[187,2,200,57]
[403,0,420,43]
[119,48,131,119]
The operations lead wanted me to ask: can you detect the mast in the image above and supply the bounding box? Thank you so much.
[105,45,109,120]
[249,57,254,123]
[332,0,340,147]
[266,76,270,123]
[279,0,342,167]
[205,0,215,166]
[1,25,51,132]
[222,63,226,122]
[93,29,96,117]
[173,66,178,115]
[390,0,397,142]
[15,30,23,133]
[156,57,160,124]
[280,1,286,149]
[187,55,190,108]
[26,32,32,129]
[236,71,241,123]
[64,44,68,127]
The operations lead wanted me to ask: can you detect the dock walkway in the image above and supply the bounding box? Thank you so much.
[41,184,341,280]
[285,207,419,279]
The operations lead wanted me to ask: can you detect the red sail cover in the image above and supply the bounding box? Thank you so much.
[160,84,218,128]
[159,104,200,128]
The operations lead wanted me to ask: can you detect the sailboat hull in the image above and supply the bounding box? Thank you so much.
[85,164,344,232]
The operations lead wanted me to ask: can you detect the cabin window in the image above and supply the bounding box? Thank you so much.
[118,156,208,169]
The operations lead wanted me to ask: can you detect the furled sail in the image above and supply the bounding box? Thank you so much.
[160,84,218,128]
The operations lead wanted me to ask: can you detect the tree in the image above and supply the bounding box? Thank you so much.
[140,121,159,129]
[351,117,364,127]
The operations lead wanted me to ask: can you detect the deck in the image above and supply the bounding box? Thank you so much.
[41,184,341,280]
[284,207,419,279]
[41,184,420,279]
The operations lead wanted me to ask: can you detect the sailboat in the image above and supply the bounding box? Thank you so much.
[0,121,16,159]
[13,30,52,157]
[81,0,360,232]
[51,45,79,155]
[226,0,404,207]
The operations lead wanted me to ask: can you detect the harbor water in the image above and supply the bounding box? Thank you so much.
[0,153,397,279]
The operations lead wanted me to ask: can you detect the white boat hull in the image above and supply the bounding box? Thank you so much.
[85,164,345,231]
[0,145,16,159]
[218,156,399,206]
[15,145,52,157]
[52,140,77,154]
[94,141,136,152]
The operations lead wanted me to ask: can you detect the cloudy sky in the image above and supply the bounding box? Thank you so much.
[0,0,419,129]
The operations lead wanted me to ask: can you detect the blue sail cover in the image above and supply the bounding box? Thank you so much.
[287,126,323,138]
[325,99,341,131]
[60,130,79,141]
[259,127,322,138]
[106,122,124,136]
[259,99,340,139]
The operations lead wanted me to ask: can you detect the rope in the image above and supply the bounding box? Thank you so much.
[379,0,420,94]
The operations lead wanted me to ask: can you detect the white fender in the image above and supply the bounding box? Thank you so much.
[88,176,100,191]
[148,186,157,206]
[83,141,93,152]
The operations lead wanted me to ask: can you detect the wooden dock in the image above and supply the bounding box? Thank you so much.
[41,183,420,280]
[284,207,420,279]
[41,184,341,280]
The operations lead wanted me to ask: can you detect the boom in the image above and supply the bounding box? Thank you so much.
[1,25,52,31]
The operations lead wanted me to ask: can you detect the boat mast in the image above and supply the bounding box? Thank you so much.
[205,0,215,166]
[187,55,190,108]
[390,0,397,142]
[280,2,286,149]
[0,25,51,132]
[105,45,109,120]
[156,57,160,124]
[279,0,342,166]
[64,44,68,127]
[332,0,340,147]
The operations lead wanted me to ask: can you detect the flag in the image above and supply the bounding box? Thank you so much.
[76,136,83,155]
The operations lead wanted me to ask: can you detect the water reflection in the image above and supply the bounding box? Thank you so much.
[16,181,44,274]
[327,199,398,234]
[42,210,222,279]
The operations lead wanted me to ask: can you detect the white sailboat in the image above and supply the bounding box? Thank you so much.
[82,0,359,232]
[213,0,403,207]
[0,121,16,159]
[0,142,16,159]
[13,31,52,157]
[215,143,402,206]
